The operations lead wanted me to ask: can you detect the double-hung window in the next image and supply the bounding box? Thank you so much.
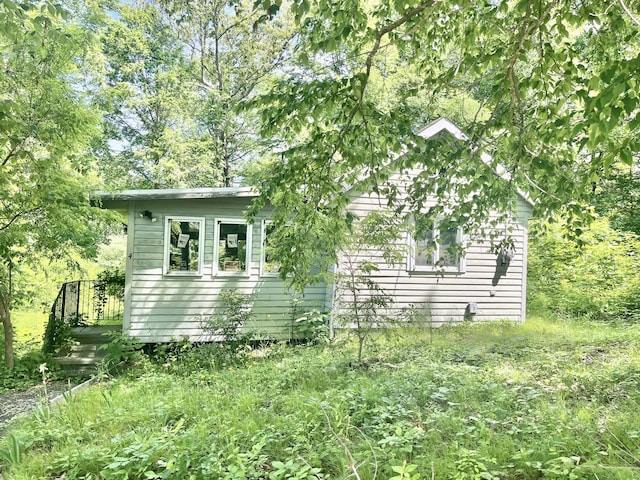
[213,218,252,275]
[409,222,465,273]
[164,217,204,275]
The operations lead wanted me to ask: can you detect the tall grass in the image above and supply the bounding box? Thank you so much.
[2,316,640,479]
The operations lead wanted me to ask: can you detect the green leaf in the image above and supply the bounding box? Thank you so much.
[620,148,633,166]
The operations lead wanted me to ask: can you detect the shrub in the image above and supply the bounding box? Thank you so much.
[293,309,330,344]
[528,219,640,321]
[199,289,255,366]
[100,330,144,367]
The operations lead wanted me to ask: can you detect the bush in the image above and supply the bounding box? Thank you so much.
[199,289,255,366]
[293,309,330,344]
[528,219,640,321]
[0,349,50,392]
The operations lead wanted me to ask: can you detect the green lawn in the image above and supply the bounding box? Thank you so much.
[11,311,48,356]
[2,316,640,479]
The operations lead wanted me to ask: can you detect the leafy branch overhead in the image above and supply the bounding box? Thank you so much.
[249,0,639,259]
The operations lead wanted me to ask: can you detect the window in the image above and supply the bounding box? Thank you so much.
[409,222,465,273]
[213,218,252,275]
[164,217,204,275]
[261,220,280,276]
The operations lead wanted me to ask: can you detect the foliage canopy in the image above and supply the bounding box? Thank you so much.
[249,0,640,286]
[528,219,640,321]
[95,0,296,189]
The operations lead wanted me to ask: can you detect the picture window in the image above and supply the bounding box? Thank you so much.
[164,217,204,275]
[214,218,252,275]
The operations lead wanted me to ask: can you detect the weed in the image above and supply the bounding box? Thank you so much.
[389,461,421,480]
[404,303,435,344]
[99,329,144,367]
[377,423,425,456]
[150,336,192,364]
[453,448,502,479]
[293,309,330,343]
[0,434,26,469]
[199,289,256,366]
[269,458,324,479]
[31,403,52,424]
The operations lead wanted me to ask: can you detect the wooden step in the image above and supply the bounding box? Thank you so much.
[69,344,103,353]
[57,366,102,377]
[54,325,122,376]
[57,356,107,366]
[70,325,121,344]
[67,348,108,359]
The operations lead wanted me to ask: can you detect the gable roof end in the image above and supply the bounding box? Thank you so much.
[417,118,534,209]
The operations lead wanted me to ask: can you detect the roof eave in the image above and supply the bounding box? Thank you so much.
[93,187,258,204]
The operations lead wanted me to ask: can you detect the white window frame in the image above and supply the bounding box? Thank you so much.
[260,219,280,277]
[213,217,252,276]
[163,216,205,276]
[408,222,466,274]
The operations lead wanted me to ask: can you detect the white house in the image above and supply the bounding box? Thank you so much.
[96,118,533,342]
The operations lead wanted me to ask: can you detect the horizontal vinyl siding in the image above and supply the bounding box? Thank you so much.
[126,198,326,342]
[333,189,531,325]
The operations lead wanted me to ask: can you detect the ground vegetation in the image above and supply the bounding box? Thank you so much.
[2,316,640,479]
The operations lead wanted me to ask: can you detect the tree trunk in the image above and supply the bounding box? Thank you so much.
[0,287,14,370]
[222,130,232,187]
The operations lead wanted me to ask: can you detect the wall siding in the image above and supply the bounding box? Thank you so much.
[332,189,532,326]
[124,197,326,342]
[121,185,531,340]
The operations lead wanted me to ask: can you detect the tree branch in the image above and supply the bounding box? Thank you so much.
[325,1,439,174]
[2,144,22,167]
[0,207,43,233]
[619,0,640,27]
[316,399,361,479]
[361,1,438,105]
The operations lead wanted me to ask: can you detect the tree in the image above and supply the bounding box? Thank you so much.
[0,0,111,369]
[248,0,640,286]
[593,163,640,235]
[95,0,295,189]
[528,219,640,320]
[334,211,403,362]
[160,0,296,186]
[96,3,220,189]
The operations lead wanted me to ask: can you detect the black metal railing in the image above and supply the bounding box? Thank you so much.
[43,279,125,354]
